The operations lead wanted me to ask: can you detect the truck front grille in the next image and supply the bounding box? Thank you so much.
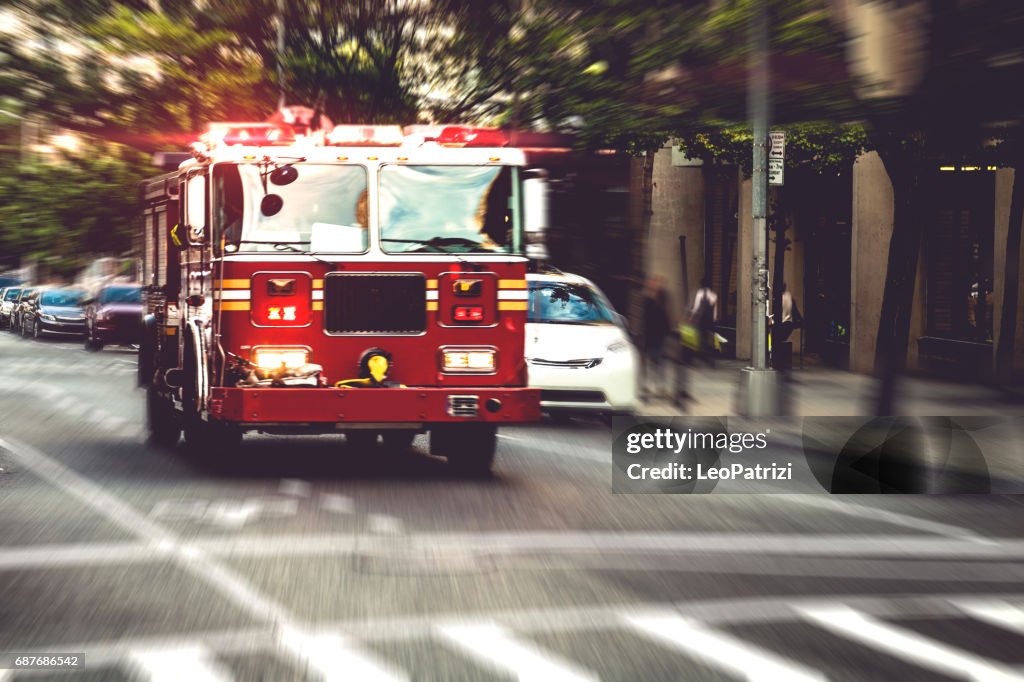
[324,273,426,334]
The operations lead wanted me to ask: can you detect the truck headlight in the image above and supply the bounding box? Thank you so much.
[442,348,496,372]
[252,347,310,369]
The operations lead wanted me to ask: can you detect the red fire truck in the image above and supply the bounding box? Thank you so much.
[139,113,542,474]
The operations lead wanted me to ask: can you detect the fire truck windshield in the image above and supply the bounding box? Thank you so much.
[379,165,521,255]
[214,163,368,253]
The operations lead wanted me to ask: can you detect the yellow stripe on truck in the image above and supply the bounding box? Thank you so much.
[219,301,251,311]
[497,301,528,311]
[312,301,323,311]
[426,301,439,312]
[498,279,527,289]
[217,279,250,289]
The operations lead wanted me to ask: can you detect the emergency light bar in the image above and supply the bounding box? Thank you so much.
[202,123,296,148]
[435,127,510,148]
[327,125,405,147]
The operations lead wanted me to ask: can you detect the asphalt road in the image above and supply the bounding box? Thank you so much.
[1,330,1024,681]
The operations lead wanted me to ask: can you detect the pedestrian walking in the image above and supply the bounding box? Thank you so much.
[641,276,671,399]
[690,276,719,368]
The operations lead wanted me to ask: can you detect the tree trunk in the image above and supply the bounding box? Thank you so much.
[873,149,924,415]
[994,164,1024,384]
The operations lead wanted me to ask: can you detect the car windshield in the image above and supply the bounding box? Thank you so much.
[3,288,20,301]
[100,286,142,304]
[41,290,85,307]
[528,281,617,325]
[380,165,520,254]
[214,163,368,253]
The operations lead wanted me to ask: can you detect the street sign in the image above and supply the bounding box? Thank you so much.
[769,130,785,160]
[768,131,785,185]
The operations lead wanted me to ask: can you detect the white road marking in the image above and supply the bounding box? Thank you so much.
[278,628,409,682]
[783,495,987,541]
[951,599,1024,636]
[279,478,312,497]
[128,645,234,682]
[367,514,404,535]
[319,493,354,514]
[624,611,825,682]
[798,604,1024,681]
[436,622,599,682]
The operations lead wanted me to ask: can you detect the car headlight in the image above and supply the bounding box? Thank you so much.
[606,340,629,353]
[442,348,496,372]
[252,347,310,369]
[40,313,55,321]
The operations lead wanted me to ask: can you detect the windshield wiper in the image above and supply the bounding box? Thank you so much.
[271,242,337,270]
[380,237,497,268]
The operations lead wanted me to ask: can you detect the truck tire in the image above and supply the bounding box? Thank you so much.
[182,328,242,454]
[432,424,497,476]
[146,387,180,448]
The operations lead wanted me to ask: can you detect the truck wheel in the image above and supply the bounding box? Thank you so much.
[146,388,180,448]
[346,430,379,452]
[432,424,497,476]
[381,430,416,452]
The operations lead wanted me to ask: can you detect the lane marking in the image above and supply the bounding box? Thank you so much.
[624,611,825,682]
[798,603,1024,681]
[436,622,598,682]
[319,493,354,515]
[782,495,987,542]
[128,645,233,682]
[278,628,409,682]
[279,478,311,497]
[367,514,404,535]
[951,599,1024,636]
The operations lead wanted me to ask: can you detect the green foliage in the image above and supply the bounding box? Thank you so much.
[0,145,150,275]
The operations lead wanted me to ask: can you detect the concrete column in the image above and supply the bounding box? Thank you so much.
[645,146,706,325]
[850,152,894,374]
[994,168,1024,373]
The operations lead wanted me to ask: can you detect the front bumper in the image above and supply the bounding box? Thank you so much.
[209,386,541,426]
[39,319,86,336]
[528,351,639,413]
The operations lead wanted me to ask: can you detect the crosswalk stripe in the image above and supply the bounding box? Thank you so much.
[279,629,409,682]
[951,599,1024,636]
[799,604,1024,681]
[435,622,599,682]
[128,645,234,681]
[623,612,825,682]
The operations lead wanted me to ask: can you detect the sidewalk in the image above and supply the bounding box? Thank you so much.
[640,358,1024,417]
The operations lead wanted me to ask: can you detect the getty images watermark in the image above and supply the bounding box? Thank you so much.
[611,416,1024,494]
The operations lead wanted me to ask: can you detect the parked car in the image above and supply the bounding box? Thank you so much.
[21,288,87,339]
[526,271,639,417]
[0,286,22,329]
[9,287,36,334]
[84,283,144,350]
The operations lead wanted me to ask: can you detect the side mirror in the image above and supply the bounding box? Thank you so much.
[261,194,284,217]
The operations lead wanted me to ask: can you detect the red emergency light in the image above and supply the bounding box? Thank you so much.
[203,123,296,148]
[435,127,510,148]
[453,305,485,322]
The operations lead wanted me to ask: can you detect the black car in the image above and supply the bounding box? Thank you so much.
[0,286,22,329]
[84,283,144,350]
[9,287,36,333]
[21,288,87,339]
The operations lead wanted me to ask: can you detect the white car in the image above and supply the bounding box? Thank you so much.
[526,271,640,416]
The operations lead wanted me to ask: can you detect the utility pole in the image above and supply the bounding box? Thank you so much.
[276,0,286,109]
[739,0,781,415]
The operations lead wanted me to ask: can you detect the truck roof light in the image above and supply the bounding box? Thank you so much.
[202,122,295,148]
[435,127,509,148]
[327,125,405,147]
